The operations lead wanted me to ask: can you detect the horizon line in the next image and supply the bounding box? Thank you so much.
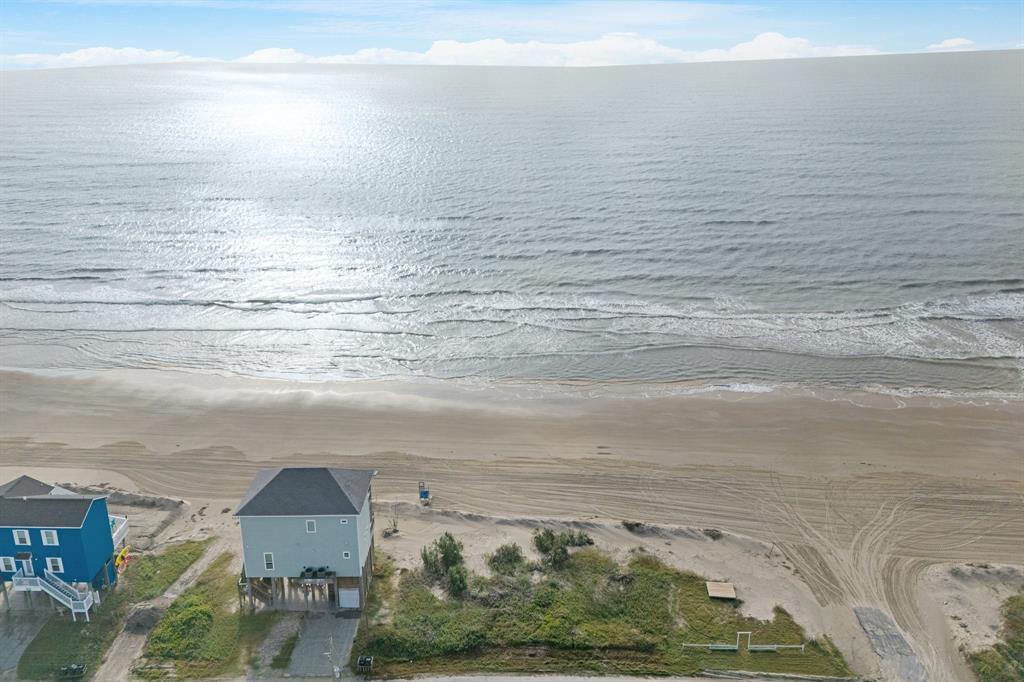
[3,46,1019,73]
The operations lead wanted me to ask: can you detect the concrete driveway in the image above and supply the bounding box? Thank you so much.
[286,612,359,679]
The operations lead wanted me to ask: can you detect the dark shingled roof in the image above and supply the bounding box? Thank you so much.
[0,475,55,498]
[0,497,97,528]
[235,467,374,517]
[0,475,101,528]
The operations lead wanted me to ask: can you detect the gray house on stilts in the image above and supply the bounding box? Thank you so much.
[235,467,375,611]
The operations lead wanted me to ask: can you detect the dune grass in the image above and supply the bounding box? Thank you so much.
[353,543,851,678]
[16,540,209,680]
[141,552,277,678]
[123,539,209,602]
[969,591,1024,682]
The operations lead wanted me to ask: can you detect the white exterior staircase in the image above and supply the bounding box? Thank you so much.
[12,569,95,621]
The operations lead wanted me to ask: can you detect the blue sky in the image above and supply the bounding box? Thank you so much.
[2,0,1021,68]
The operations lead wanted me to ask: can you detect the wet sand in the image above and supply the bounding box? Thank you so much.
[1,368,1022,680]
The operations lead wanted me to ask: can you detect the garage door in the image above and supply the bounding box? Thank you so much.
[338,588,360,609]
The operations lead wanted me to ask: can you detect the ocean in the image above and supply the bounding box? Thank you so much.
[1,50,1022,397]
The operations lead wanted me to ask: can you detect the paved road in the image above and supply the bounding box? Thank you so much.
[229,674,809,681]
[410,677,747,681]
[286,613,359,679]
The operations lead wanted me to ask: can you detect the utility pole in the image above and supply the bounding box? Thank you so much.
[323,634,342,679]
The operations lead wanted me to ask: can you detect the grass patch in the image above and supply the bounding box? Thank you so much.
[969,591,1024,681]
[354,542,851,678]
[16,540,209,680]
[16,589,132,681]
[270,633,300,670]
[123,539,209,602]
[366,549,398,617]
[142,552,278,678]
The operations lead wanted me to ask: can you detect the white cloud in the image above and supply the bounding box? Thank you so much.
[231,32,879,68]
[3,32,882,70]
[925,37,975,51]
[233,36,686,67]
[233,47,310,64]
[1,46,204,69]
[690,31,880,61]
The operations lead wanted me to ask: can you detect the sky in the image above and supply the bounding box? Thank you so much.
[1,0,1021,69]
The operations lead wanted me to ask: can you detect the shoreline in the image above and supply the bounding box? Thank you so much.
[3,364,1021,408]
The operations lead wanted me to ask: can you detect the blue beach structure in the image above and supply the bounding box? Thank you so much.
[0,475,129,621]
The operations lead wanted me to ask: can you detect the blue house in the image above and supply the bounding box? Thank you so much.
[0,475,129,621]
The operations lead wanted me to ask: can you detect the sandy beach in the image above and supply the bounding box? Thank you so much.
[1,368,1022,680]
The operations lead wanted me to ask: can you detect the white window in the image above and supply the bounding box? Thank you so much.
[13,529,30,546]
[340,518,348,524]
[263,552,274,571]
[46,557,64,573]
[305,520,316,533]
[41,530,59,546]
[0,557,14,572]
[342,551,351,559]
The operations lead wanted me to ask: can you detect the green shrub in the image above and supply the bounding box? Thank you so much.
[533,528,557,555]
[487,543,525,575]
[421,546,444,579]
[546,544,570,569]
[422,533,466,582]
[533,528,593,564]
[147,597,216,659]
[565,530,594,547]
[448,565,469,597]
[436,532,464,571]
[969,592,1024,682]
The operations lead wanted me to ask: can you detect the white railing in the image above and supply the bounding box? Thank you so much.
[680,631,806,654]
[109,514,129,546]
[41,570,94,620]
[12,568,95,621]
[12,568,37,590]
